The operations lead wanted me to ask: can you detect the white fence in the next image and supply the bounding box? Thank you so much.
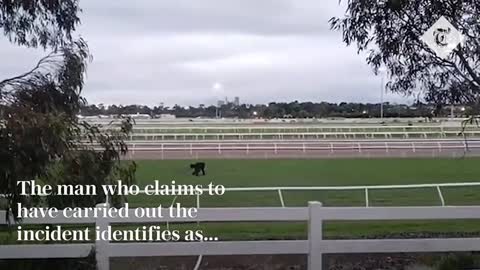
[124,138,480,156]
[1,203,480,270]
[189,182,480,208]
[117,123,480,141]
[5,181,480,207]
[127,125,462,133]
[127,131,480,141]
[84,117,468,126]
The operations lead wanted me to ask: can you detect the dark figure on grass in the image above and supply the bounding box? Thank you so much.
[191,162,206,176]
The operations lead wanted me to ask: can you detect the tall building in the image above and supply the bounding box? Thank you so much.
[233,96,240,106]
[217,100,225,107]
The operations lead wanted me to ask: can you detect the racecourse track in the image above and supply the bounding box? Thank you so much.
[124,138,480,160]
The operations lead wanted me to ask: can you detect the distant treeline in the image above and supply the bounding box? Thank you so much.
[79,101,472,118]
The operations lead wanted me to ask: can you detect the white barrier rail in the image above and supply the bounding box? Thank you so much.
[1,204,480,270]
[125,138,480,143]
[103,125,475,134]
[128,125,448,130]
[4,182,480,209]
[83,117,468,125]
[127,131,480,141]
[121,139,480,156]
[154,182,480,209]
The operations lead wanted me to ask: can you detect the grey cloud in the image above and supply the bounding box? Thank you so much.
[0,0,411,107]
[80,0,340,36]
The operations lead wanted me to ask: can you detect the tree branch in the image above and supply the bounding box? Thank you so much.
[455,49,480,88]
[0,52,56,88]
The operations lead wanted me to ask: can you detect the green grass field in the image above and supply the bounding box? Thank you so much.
[125,158,480,242]
[130,158,480,208]
[2,158,480,244]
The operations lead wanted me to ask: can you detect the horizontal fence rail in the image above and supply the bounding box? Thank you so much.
[116,139,480,159]
[82,117,468,125]
[1,204,480,270]
[4,182,479,208]
[123,138,477,143]
[130,181,480,208]
[127,125,452,130]
[125,131,480,140]
[126,141,480,151]
[96,124,477,134]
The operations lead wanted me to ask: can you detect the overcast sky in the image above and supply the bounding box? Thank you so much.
[0,0,413,107]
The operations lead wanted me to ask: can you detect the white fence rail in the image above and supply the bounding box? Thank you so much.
[83,117,468,126]
[1,204,480,269]
[196,182,480,208]
[127,131,480,141]
[128,124,450,131]
[102,181,480,208]
[5,181,480,208]
[121,139,480,156]
[104,124,473,134]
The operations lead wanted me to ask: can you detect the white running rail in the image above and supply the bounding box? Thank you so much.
[121,139,480,154]
[133,182,480,209]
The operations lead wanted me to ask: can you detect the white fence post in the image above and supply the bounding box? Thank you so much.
[436,186,446,206]
[277,189,285,208]
[365,188,369,207]
[161,143,164,160]
[96,203,110,270]
[308,201,323,270]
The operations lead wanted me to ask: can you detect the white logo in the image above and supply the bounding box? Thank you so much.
[420,16,464,59]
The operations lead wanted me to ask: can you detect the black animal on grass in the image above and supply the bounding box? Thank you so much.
[190,162,206,176]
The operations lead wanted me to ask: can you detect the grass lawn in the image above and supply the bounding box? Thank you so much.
[130,158,480,207]
[126,158,480,242]
[2,158,480,244]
